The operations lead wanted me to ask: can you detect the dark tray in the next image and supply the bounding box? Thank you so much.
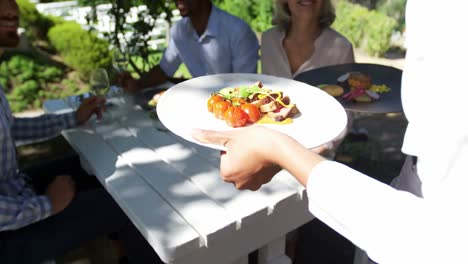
[294,63,403,113]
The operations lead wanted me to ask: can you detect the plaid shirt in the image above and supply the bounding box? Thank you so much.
[0,88,77,231]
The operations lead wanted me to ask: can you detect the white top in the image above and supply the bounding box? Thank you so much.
[159,5,259,77]
[305,1,468,263]
[260,26,355,78]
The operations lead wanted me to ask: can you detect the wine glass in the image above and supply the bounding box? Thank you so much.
[112,48,129,74]
[90,68,110,98]
[112,48,130,105]
[89,68,110,122]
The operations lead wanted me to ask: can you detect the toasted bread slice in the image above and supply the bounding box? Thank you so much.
[322,85,344,97]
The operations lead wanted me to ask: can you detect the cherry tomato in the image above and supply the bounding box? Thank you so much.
[224,106,248,127]
[231,97,246,106]
[240,103,261,123]
[207,94,223,112]
[213,100,231,120]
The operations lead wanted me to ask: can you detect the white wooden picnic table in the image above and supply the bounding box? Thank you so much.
[43,87,314,264]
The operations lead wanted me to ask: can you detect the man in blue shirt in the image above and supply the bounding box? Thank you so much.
[0,1,162,263]
[122,0,259,92]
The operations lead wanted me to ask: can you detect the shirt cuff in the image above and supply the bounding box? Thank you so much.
[62,111,78,128]
[306,160,353,214]
[306,160,336,193]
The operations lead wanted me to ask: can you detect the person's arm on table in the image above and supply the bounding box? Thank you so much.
[121,66,174,94]
[122,30,184,93]
[192,126,468,263]
[12,97,103,142]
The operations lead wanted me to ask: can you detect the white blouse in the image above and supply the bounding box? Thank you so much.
[260,26,355,79]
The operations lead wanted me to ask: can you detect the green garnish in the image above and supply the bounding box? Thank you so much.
[218,87,235,99]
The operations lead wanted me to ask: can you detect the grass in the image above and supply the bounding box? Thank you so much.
[174,63,191,78]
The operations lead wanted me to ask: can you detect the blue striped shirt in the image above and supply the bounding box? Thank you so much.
[0,88,77,231]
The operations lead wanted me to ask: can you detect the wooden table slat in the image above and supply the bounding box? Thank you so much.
[106,164,201,263]
[97,124,238,247]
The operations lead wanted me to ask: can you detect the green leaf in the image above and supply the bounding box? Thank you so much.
[218,87,235,99]
[238,85,251,98]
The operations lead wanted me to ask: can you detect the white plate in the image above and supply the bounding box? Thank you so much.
[157,73,347,150]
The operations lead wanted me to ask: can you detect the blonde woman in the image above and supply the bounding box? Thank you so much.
[260,1,356,261]
[262,0,358,158]
[261,0,354,78]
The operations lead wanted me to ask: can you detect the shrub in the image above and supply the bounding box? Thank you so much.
[364,10,397,56]
[213,0,273,33]
[17,0,60,40]
[377,0,406,31]
[7,79,40,112]
[43,14,66,29]
[12,80,40,102]
[333,1,397,56]
[251,0,274,32]
[17,0,41,29]
[0,54,68,112]
[48,22,111,78]
[214,0,254,26]
[38,66,63,82]
[333,1,369,48]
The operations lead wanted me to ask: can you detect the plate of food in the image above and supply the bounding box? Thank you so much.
[294,63,403,113]
[157,73,347,150]
[133,82,174,111]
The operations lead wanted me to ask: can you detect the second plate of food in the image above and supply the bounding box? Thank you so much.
[157,73,348,150]
[294,63,403,113]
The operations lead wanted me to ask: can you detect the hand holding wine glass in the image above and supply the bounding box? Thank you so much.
[89,68,110,121]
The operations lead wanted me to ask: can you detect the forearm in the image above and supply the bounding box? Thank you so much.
[137,66,169,89]
[12,112,77,141]
[272,136,325,186]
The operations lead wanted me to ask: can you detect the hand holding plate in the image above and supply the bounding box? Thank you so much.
[192,126,284,190]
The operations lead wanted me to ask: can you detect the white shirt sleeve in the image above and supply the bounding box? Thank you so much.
[306,159,468,264]
[159,28,182,77]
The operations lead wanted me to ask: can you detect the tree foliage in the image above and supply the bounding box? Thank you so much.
[0,54,74,112]
[80,0,174,76]
[333,1,397,56]
[17,0,59,40]
[213,0,273,32]
[48,22,112,78]
[376,0,406,31]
